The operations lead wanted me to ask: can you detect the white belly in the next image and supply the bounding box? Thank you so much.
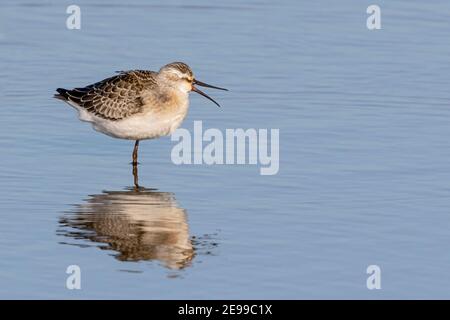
[69,100,189,140]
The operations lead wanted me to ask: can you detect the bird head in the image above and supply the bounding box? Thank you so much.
[158,62,228,107]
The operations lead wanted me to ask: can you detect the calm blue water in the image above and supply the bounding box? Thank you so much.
[1,0,450,299]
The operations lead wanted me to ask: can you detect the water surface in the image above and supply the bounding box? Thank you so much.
[1,0,450,298]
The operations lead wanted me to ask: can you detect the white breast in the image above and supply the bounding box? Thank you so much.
[69,98,190,141]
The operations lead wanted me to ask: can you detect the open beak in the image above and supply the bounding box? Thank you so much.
[192,79,228,108]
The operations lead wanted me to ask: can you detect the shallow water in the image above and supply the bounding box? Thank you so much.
[1,0,450,298]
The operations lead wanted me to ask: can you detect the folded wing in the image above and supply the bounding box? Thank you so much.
[55,70,157,121]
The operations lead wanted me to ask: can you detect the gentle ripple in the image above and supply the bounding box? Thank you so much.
[1,0,450,298]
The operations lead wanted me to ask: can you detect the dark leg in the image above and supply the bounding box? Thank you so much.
[132,162,140,190]
[132,140,140,190]
[132,140,140,165]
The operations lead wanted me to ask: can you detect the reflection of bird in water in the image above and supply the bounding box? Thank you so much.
[59,188,196,270]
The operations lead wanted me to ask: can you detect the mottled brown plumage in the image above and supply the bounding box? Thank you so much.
[55,70,158,121]
[165,62,194,78]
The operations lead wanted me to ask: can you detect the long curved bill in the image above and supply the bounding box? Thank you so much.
[192,79,228,108]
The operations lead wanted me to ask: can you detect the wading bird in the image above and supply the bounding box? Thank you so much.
[54,62,227,186]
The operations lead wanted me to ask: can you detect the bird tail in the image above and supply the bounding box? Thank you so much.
[54,88,69,101]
